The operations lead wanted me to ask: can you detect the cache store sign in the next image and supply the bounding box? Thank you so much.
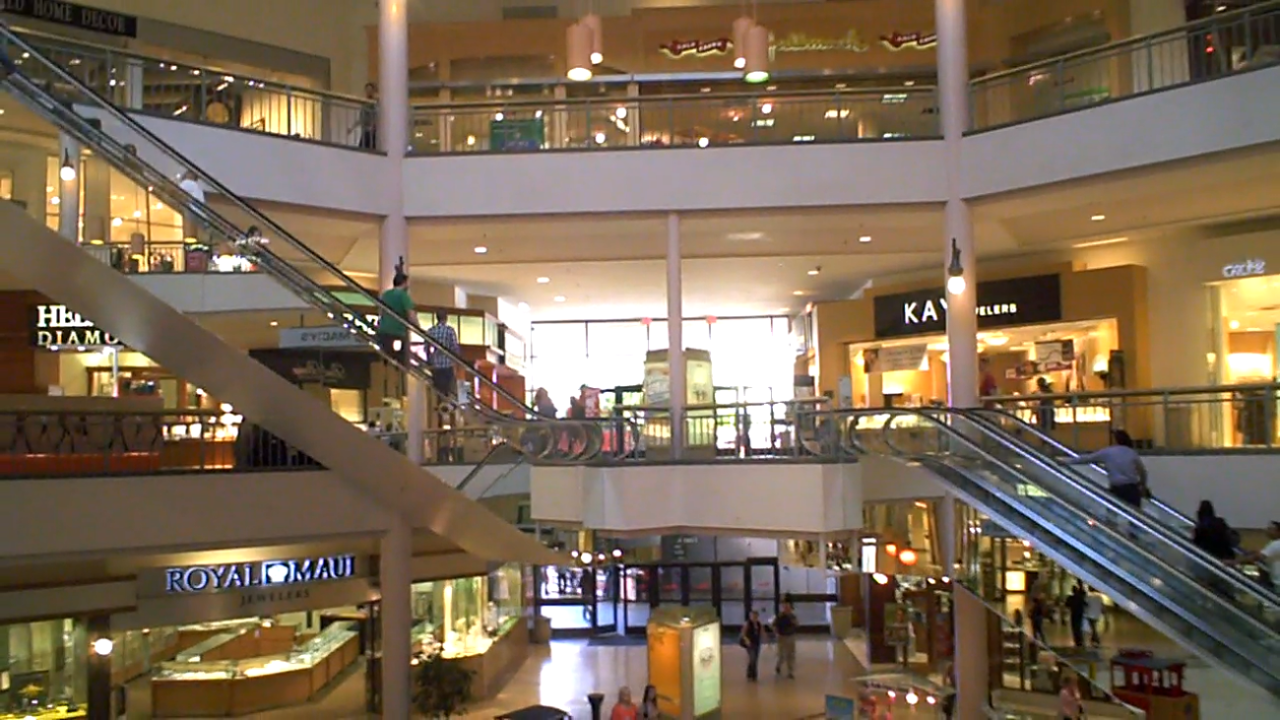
[1222,259,1267,279]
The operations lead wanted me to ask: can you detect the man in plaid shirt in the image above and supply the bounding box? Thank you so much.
[424,311,460,401]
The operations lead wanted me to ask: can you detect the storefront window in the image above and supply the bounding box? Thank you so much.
[409,564,523,659]
[1208,274,1279,447]
[0,618,88,718]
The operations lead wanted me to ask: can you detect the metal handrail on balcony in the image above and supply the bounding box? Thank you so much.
[409,86,939,153]
[10,28,377,150]
[969,0,1280,130]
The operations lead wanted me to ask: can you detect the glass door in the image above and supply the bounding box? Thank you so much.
[745,558,779,619]
[719,564,747,628]
[621,566,655,635]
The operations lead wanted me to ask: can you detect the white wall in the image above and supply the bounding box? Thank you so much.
[1145,456,1280,530]
[963,64,1280,198]
[531,462,861,535]
[130,273,310,313]
[403,141,950,217]
[0,471,390,562]
[80,108,396,215]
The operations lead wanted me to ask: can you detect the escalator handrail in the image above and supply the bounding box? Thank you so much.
[0,28,545,422]
[963,407,1194,529]
[900,407,1279,608]
[868,408,1280,636]
[959,408,1279,606]
[455,443,521,492]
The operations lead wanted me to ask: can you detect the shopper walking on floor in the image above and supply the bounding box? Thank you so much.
[739,610,765,681]
[1083,586,1104,647]
[1066,583,1087,648]
[771,601,799,679]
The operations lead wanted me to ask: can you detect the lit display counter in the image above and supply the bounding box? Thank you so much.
[150,622,359,717]
[0,706,85,720]
[410,564,528,698]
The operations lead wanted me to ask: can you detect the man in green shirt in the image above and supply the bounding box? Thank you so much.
[376,272,416,367]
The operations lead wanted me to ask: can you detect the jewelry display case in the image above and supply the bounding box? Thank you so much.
[150,622,358,717]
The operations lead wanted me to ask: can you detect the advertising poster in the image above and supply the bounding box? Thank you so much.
[647,626,682,717]
[872,344,930,373]
[824,694,856,720]
[1034,340,1076,372]
[692,623,722,717]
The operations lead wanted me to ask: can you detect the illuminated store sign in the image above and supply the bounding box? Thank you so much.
[1222,258,1266,278]
[880,31,937,51]
[278,325,366,350]
[772,30,869,54]
[659,37,732,58]
[29,304,123,348]
[873,275,1062,339]
[165,554,357,597]
[0,0,138,38]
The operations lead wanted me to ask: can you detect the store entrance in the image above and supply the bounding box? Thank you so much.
[613,559,779,636]
[1209,273,1279,447]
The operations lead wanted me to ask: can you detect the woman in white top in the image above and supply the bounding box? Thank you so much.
[178,170,205,243]
[1234,521,1280,590]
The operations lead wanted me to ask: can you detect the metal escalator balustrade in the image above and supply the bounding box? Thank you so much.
[958,408,1280,600]
[842,407,1280,697]
[0,28,637,465]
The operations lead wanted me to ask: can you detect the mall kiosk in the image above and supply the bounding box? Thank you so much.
[1109,649,1199,720]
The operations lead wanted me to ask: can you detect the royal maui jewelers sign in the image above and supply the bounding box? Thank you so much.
[165,554,358,595]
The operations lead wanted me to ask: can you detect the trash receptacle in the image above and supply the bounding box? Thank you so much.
[531,615,552,644]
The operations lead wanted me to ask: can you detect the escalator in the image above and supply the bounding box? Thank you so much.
[849,408,1280,699]
[0,27,634,467]
[963,408,1280,595]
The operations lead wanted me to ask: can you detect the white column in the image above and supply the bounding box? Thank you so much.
[936,0,978,409]
[125,59,144,110]
[57,134,81,243]
[953,583,991,720]
[378,0,424,462]
[936,495,956,573]
[380,514,412,720]
[666,212,685,458]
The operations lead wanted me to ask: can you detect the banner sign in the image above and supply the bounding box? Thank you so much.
[1,0,138,38]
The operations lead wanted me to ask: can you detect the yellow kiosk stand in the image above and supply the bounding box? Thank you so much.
[647,606,722,719]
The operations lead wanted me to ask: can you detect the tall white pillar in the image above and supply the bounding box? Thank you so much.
[936,0,978,409]
[378,0,424,462]
[666,212,685,458]
[953,583,991,720]
[379,514,412,720]
[57,134,81,243]
[124,59,144,110]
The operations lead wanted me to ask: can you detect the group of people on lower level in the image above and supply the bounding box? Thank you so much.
[737,601,800,681]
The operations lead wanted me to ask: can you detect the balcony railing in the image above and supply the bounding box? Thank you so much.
[0,409,325,478]
[969,0,1280,130]
[408,87,940,154]
[8,29,375,150]
[6,2,1278,152]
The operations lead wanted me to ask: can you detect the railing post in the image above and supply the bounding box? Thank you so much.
[198,76,206,122]
[1160,392,1170,449]
[1055,58,1067,112]
[1144,38,1155,91]
[286,88,294,136]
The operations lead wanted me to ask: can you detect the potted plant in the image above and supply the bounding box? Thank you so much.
[413,649,474,719]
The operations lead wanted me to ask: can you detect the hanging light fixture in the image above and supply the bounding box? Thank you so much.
[743,24,771,83]
[732,16,754,70]
[581,12,603,65]
[566,22,593,81]
[59,150,76,182]
[946,238,967,295]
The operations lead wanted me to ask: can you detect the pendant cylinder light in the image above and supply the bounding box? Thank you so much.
[743,24,770,83]
[581,13,603,65]
[732,16,754,70]
[566,22,593,81]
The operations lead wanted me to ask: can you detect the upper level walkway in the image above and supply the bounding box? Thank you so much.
[4,4,1278,216]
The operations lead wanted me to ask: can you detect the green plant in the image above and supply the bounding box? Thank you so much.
[413,650,475,719]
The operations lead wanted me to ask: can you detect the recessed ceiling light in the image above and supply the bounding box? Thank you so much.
[1229,320,1240,330]
[269,321,278,327]
[1247,327,1262,332]
[553,295,566,303]
[793,290,806,296]
[807,269,819,276]
[858,235,872,243]
[1072,237,1128,248]
[536,276,551,284]
[1090,214,1106,221]
[474,246,488,254]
